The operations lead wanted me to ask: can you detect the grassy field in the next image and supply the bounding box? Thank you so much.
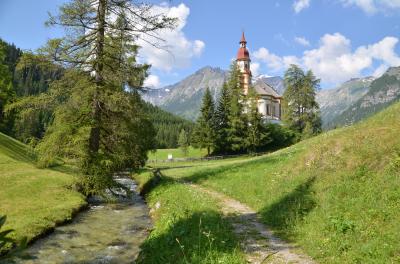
[0,132,86,253]
[148,147,207,160]
[134,171,245,264]
[140,102,400,263]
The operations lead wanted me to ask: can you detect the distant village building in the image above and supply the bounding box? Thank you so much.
[236,32,282,121]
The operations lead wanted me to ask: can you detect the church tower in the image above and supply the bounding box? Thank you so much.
[236,32,252,95]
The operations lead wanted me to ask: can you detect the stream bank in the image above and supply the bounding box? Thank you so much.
[12,176,152,264]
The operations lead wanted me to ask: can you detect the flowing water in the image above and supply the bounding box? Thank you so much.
[13,176,152,264]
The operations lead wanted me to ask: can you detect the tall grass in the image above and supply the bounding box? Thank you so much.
[134,172,245,264]
[152,102,400,263]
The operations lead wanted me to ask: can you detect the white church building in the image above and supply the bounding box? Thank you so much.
[236,32,282,121]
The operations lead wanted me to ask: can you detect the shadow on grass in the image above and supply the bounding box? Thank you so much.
[138,169,179,197]
[259,177,316,242]
[49,164,81,176]
[137,210,242,264]
[0,135,36,163]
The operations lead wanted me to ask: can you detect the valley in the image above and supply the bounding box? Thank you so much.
[1,1,400,263]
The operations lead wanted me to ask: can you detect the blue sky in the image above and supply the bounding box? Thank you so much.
[1,0,400,88]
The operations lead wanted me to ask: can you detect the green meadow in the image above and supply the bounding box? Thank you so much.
[0,132,86,253]
[137,101,400,263]
[148,146,207,160]
[134,170,245,263]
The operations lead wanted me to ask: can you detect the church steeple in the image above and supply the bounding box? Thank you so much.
[236,31,251,95]
[237,31,250,61]
[240,31,247,47]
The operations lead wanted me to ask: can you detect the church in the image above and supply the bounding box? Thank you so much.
[236,32,282,121]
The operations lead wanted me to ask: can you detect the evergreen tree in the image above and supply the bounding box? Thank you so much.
[214,82,231,154]
[9,0,176,194]
[178,129,189,156]
[245,88,269,153]
[193,88,216,155]
[226,62,247,153]
[283,64,322,137]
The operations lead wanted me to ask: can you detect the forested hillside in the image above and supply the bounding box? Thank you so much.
[327,67,400,129]
[0,38,191,149]
[144,102,194,148]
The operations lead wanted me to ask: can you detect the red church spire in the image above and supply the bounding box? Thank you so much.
[237,31,250,60]
[240,31,247,45]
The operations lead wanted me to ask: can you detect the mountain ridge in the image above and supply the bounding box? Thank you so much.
[327,66,400,128]
[141,66,285,120]
[142,65,400,127]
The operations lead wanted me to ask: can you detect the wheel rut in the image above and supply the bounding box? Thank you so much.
[187,183,315,264]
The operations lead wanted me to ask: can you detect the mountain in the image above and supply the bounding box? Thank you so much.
[142,66,285,120]
[142,66,228,120]
[327,66,400,129]
[142,65,400,128]
[317,77,374,128]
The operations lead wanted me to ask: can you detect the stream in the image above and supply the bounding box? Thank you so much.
[13,176,152,264]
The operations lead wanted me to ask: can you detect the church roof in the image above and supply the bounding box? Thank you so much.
[237,48,250,60]
[253,79,282,98]
[237,32,250,61]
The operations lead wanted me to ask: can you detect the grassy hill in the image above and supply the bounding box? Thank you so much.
[0,132,86,253]
[139,101,400,263]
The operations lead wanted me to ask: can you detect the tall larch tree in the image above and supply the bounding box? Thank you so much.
[283,64,321,137]
[10,0,176,193]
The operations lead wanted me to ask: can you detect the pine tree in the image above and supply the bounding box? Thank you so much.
[245,88,269,153]
[193,88,216,156]
[226,62,247,153]
[283,64,321,137]
[178,129,189,157]
[214,82,231,154]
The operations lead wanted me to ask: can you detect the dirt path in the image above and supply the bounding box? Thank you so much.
[187,183,315,264]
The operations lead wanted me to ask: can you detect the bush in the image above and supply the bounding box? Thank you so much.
[263,123,299,151]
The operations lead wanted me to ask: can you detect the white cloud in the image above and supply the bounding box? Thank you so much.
[294,36,311,46]
[143,74,161,88]
[137,3,205,72]
[253,48,300,72]
[250,62,260,76]
[293,0,310,13]
[252,33,400,84]
[341,0,400,14]
[372,64,389,77]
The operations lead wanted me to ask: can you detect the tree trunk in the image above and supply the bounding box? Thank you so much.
[89,0,106,154]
